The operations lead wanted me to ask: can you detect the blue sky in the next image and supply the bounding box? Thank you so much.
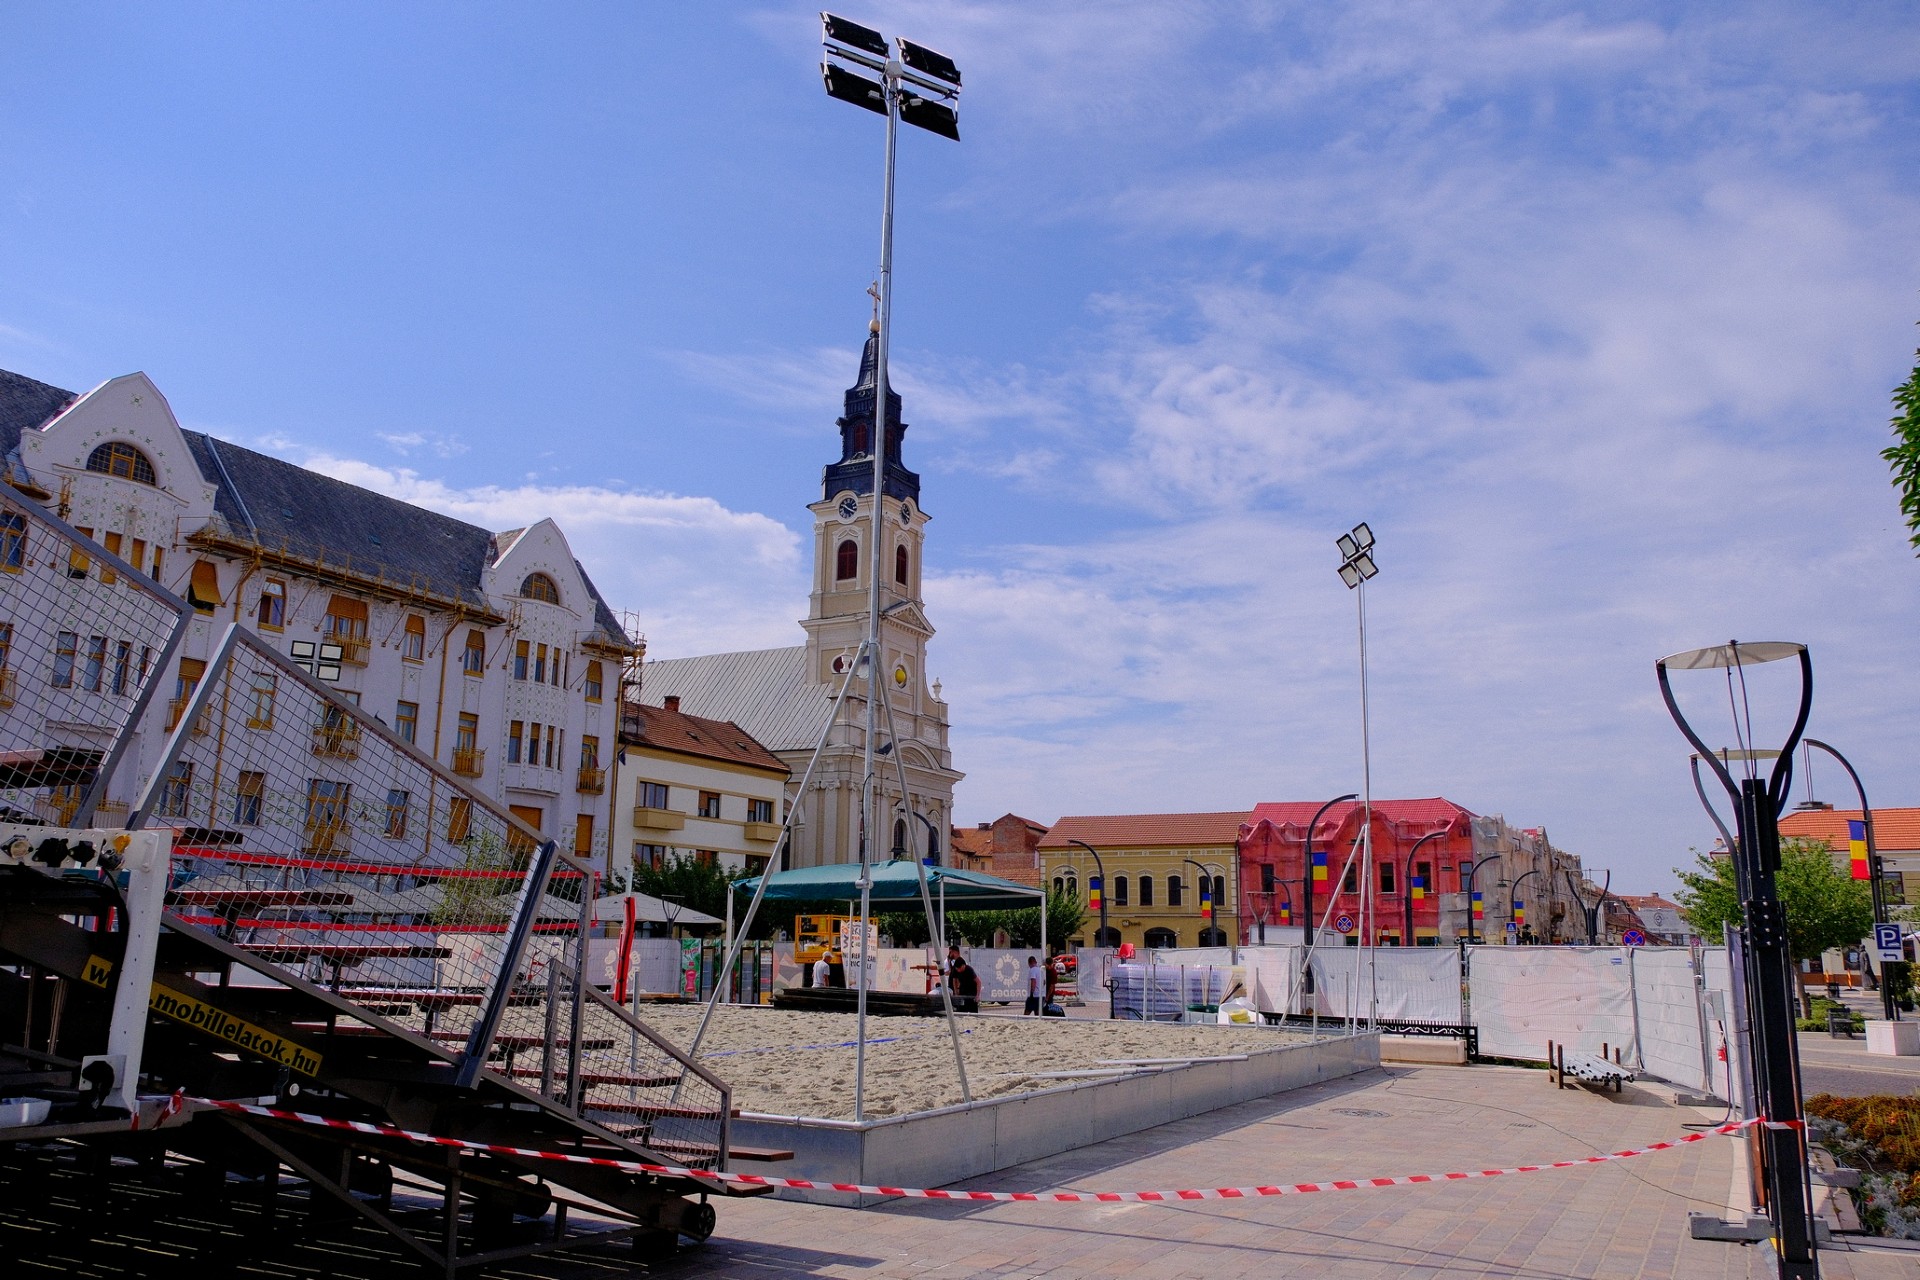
[5,3,1920,891]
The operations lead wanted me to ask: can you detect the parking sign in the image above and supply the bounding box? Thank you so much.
[1874,922,1903,963]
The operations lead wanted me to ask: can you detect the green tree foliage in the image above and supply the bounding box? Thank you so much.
[1674,836,1875,960]
[878,889,1087,951]
[618,853,744,924]
[1882,341,1920,552]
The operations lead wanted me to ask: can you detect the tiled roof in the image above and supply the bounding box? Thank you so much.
[1616,893,1680,911]
[0,367,632,647]
[637,647,829,755]
[1245,797,1474,836]
[949,827,992,857]
[1779,808,1920,854]
[1037,811,1249,850]
[618,701,787,775]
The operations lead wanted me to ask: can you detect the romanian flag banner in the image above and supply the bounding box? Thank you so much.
[1411,875,1426,901]
[1311,850,1328,884]
[1514,900,1526,926]
[1199,886,1212,919]
[1279,900,1292,924]
[1471,891,1484,920]
[1848,820,1870,880]
[1088,877,1103,910]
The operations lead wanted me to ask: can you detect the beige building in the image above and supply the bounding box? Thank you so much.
[1039,812,1245,950]
[612,694,789,878]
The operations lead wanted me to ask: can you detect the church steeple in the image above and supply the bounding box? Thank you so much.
[823,325,921,505]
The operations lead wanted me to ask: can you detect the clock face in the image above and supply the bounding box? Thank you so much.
[898,499,913,523]
[836,495,859,521]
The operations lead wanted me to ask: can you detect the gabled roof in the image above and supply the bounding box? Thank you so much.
[0,367,632,646]
[1243,797,1474,840]
[618,700,787,775]
[1779,807,1920,854]
[637,647,829,754]
[1037,811,1249,850]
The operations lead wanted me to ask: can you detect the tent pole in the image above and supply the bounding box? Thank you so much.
[877,670,971,1101]
[685,651,865,1062]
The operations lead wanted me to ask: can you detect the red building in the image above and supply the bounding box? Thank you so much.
[1238,798,1477,945]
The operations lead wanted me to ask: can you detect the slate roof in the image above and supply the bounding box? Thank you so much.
[0,366,632,647]
[636,647,829,755]
[617,700,788,775]
[1037,811,1250,850]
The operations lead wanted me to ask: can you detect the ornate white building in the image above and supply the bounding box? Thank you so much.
[637,330,962,869]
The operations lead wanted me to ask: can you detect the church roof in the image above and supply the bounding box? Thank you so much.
[636,646,831,754]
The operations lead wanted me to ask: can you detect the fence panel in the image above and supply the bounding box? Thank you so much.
[1469,946,1638,1062]
[1309,946,1463,1022]
[1632,948,1710,1091]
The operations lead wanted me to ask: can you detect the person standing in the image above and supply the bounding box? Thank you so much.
[1024,955,1042,1016]
[949,950,980,1013]
[812,951,831,989]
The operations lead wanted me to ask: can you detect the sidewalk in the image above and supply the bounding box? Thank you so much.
[660,1063,1914,1279]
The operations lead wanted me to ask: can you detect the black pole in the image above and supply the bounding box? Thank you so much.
[1510,869,1540,945]
[1461,855,1500,945]
[1401,829,1448,948]
[1067,839,1110,948]
[1805,739,1895,1022]
[1302,794,1358,953]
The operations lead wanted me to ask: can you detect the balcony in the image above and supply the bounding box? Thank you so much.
[632,806,684,832]
[576,766,606,795]
[0,668,13,708]
[310,722,361,760]
[331,634,371,667]
[451,747,485,778]
[303,824,352,857]
[743,820,782,844]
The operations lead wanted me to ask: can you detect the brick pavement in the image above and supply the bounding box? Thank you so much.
[654,1064,1915,1280]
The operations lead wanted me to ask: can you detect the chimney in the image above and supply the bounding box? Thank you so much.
[664,695,681,713]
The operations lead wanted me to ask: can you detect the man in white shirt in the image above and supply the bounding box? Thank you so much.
[812,953,832,989]
[1024,955,1042,1015]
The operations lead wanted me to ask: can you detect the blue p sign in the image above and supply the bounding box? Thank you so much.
[1874,922,1903,963]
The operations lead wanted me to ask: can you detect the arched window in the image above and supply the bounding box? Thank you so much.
[520,573,560,604]
[1052,876,1064,895]
[892,817,907,857]
[1144,927,1178,949]
[1113,875,1129,907]
[1214,875,1226,907]
[895,544,908,585]
[1139,875,1155,907]
[1066,875,1077,900]
[85,442,157,485]
[835,539,858,581]
[1168,876,1183,907]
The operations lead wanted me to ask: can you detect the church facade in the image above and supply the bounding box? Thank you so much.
[636,329,962,869]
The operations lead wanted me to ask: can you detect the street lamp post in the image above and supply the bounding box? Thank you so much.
[1804,738,1897,1022]
[1183,858,1225,946]
[1460,855,1502,944]
[1509,869,1541,945]
[820,14,961,1122]
[1335,524,1380,1022]
[1401,829,1449,948]
[1067,838,1115,948]
[1301,793,1358,952]
[1657,640,1819,1278]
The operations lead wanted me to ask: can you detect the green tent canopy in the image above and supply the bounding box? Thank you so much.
[731,859,1044,912]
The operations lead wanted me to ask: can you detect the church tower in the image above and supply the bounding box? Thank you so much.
[792,325,962,867]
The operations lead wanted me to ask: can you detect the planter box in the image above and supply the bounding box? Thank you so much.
[1864,1019,1920,1056]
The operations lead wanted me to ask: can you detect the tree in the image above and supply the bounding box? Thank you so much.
[1881,339,1920,552]
[1674,837,1875,961]
[622,853,743,924]
[877,889,1087,950]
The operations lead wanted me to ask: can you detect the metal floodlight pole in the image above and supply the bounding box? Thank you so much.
[1067,838,1110,946]
[1803,738,1896,1022]
[1401,828,1448,948]
[1657,641,1819,1279]
[1336,524,1378,1025]
[821,9,961,1125]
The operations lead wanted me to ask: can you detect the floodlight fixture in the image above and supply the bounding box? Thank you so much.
[1337,532,1358,560]
[898,37,961,86]
[1353,551,1378,580]
[1353,522,1375,552]
[822,13,889,58]
[898,95,960,140]
[1338,562,1361,588]
[823,62,887,115]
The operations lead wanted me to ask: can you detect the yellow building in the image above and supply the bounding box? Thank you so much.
[1038,812,1245,950]
[612,694,789,880]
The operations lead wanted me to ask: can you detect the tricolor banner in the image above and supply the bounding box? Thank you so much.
[1311,850,1328,884]
[1849,820,1871,881]
[1411,875,1426,901]
[1088,876,1103,911]
[1278,900,1292,924]
[1514,900,1526,927]
[1471,891,1484,921]
[1200,885,1212,920]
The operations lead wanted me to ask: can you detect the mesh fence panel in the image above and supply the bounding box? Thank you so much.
[0,490,191,825]
[132,624,728,1165]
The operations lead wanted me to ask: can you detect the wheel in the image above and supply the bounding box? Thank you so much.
[681,1199,716,1244]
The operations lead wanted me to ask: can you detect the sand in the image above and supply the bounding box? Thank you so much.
[639,1005,1310,1120]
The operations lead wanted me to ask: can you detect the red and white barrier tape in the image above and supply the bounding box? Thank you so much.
[197,1100,1781,1203]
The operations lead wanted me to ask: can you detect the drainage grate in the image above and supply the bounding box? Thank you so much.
[1331,1108,1389,1118]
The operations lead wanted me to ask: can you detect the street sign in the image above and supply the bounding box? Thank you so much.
[1504,920,1517,934]
[1874,922,1904,963]
[1335,914,1355,934]
[1622,928,1647,947]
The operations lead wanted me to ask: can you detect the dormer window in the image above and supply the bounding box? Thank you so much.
[520,573,560,604]
[86,442,157,486]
